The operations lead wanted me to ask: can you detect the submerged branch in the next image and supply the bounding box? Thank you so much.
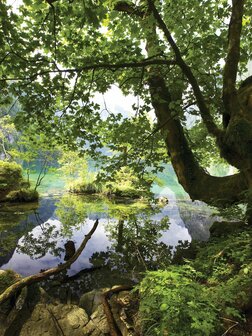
[0,219,99,305]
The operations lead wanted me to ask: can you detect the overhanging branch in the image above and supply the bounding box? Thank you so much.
[0,58,175,82]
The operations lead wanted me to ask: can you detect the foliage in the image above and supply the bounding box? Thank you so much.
[105,166,152,198]
[139,266,219,336]
[14,130,60,190]
[139,227,252,335]
[1,0,252,211]
[0,115,18,160]
[58,150,101,193]
[0,160,22,190]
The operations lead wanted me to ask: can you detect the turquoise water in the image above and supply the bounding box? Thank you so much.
[0,168,216,293]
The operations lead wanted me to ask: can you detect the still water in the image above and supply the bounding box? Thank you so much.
[0,180,215,285]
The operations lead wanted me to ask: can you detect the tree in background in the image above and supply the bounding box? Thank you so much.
[1,1,252,219]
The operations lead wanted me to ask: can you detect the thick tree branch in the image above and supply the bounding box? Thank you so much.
[0,58,175,82]
[0,219,99,305]
[146,0,221,138]
[114,1,144,17]
[148,75,247,205]
[223,0,245,116]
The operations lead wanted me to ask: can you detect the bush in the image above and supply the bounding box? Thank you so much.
[139,266,220,336]
[139,227,252,335]
[69,181,103,194]
[0,161,23,189]
[106,166,148,199]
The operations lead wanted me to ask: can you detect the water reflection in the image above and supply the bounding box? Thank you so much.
[0,188,213,282]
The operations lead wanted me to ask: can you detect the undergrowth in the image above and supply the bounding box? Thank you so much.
[138,226,252,336]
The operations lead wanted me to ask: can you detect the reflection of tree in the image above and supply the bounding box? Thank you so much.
[0,204,37,262]
[91,215,172,275]
[55,193,172,274]
[55,193,152,235]
[55,194,92,237]
[17,222,64,259]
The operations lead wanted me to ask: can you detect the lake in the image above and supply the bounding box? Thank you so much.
[0,171,216,297]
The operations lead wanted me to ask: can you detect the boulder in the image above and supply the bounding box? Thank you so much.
[19,303,89,336]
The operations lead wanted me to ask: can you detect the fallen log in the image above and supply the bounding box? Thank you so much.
[0,219,99,305]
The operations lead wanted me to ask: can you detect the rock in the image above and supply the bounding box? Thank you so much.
[82,304,109,336]
[64,241,76,261]
[79,289,108,317]
[19,303,89,336]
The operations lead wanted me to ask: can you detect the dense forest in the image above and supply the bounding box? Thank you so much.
[0,0,252,335]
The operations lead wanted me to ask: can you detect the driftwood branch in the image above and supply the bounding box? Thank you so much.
[0,219,99,305]
[222,0,245,116]
[146,0,221,138]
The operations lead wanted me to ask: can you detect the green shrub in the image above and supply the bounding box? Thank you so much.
[0,160,23,188]
[70,181,103,194]
[139,227,252,335]
[139,266,220,336]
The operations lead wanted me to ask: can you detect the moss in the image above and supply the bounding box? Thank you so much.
[6,189,39,202]
[0,270,20,295]
[0,161,39,203]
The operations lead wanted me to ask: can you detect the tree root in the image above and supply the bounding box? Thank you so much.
[102,285,133,336]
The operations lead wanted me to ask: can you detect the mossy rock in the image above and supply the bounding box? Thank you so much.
[5,189,39,202]
[0,161,38,203]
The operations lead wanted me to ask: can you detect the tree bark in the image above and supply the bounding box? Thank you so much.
[148,75,248,206]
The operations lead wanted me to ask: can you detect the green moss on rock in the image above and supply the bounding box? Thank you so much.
[0,160,38,203]
[0,269,20,295]
[6,189,39,202]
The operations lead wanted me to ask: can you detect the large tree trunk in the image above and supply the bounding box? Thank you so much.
[148,74,248,207]
[140,5,248,208]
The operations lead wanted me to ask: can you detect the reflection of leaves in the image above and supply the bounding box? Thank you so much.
[0,208,36,256]
[17,223,64,259]
[91,214,172,275]
[55,195,90,236]
[55,193,154,236]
